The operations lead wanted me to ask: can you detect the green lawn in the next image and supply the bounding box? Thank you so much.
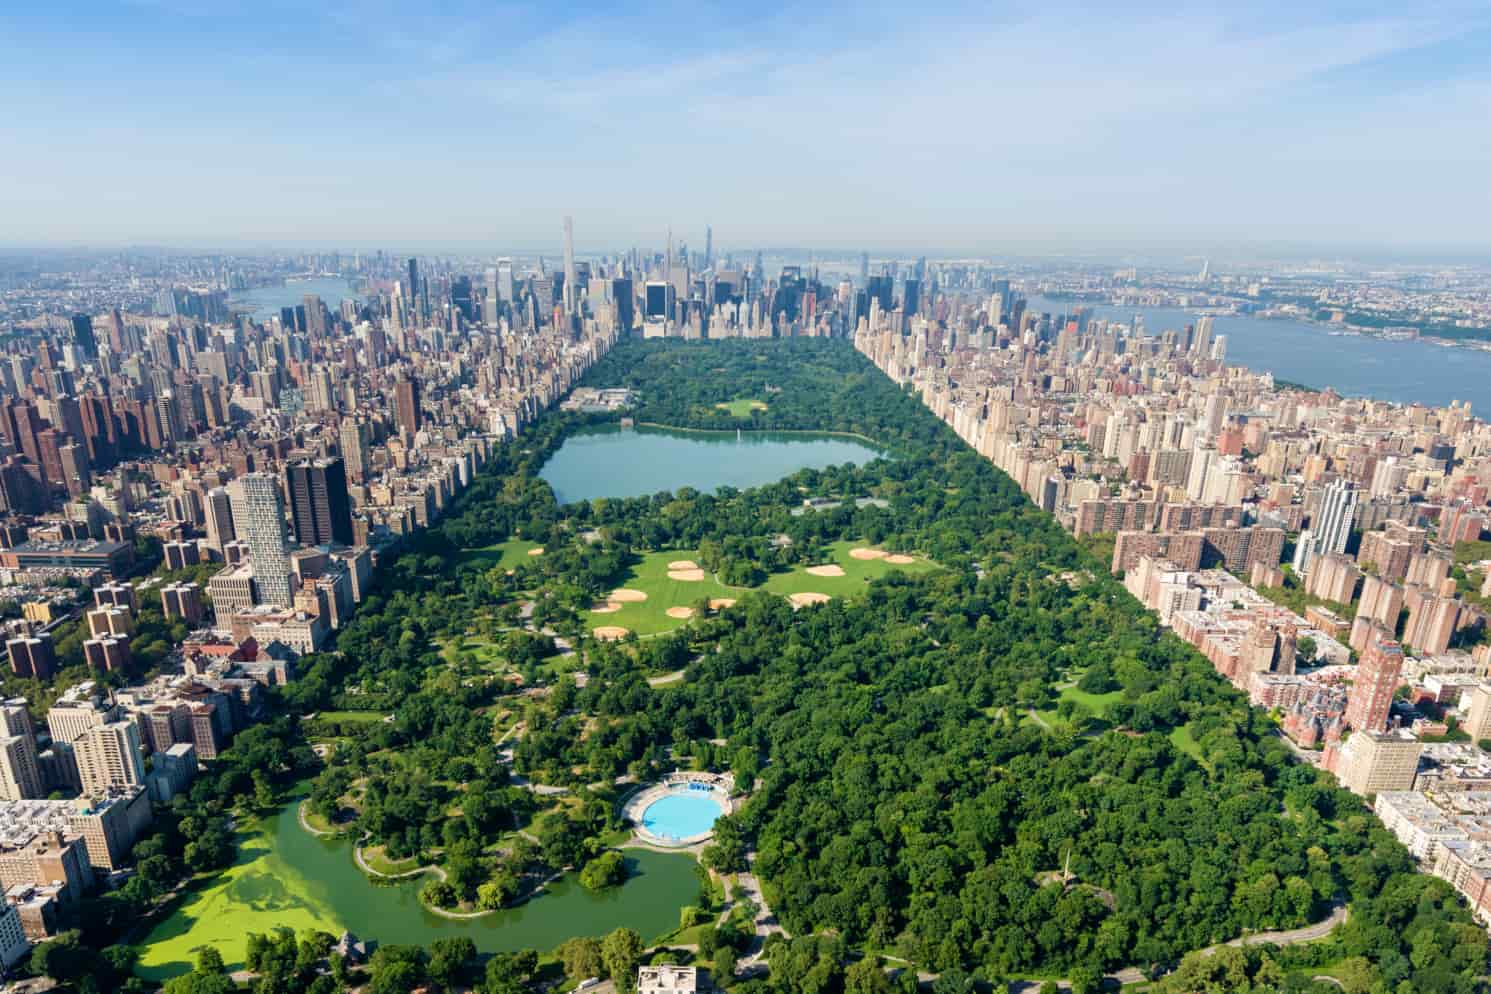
[361,845,423,876]
[713,398,768,416]
[1057,684,1123,717]
[453,538,544,571]
[135,816,341,980]
[1169,724,1211,770]
[587,541,938,637]
[441,637,510,671]
[314,710,387,723]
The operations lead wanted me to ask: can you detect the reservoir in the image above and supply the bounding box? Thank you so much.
[135,799,699,980]
[1025,295,1491,412]
[540,424,884,503]
[229,277,360,321]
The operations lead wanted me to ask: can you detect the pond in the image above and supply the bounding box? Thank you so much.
[540,424,884,503]
[135,799,700,980]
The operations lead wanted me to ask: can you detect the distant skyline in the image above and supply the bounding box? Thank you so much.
[4,2,1490,251]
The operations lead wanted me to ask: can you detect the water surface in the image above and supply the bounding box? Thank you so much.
[1025,295,1491,411]
[541,424,883,503]
[229,277,360,320]
[137,799,698,979]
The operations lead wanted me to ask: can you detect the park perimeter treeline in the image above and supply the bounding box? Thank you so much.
[46,339,1487,994]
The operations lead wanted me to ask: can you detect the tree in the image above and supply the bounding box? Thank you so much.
[844,959,892,994]
[428,936,478,990]
[714,947,739,987]
[580,850,628,890]
[602,927,646,990]
[559,936,605,981]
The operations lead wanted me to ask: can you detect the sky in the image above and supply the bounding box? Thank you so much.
[2,1,1490,254]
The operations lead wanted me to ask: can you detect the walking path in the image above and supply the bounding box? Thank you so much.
[1000,900,1349,992]
[296,800,338,838]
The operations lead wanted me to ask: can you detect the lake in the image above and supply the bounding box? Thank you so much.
[540,424,884,503]
[229,277,360,320]
[1025,295,1491,412]
[135,799,699,980]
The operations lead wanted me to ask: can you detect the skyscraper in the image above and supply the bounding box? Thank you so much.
[228,472,292,608]
[704,225,713,268]
[394,379,421,436]
[562,216,578,317]
[1345,632,1404,733]
[285,457,353,547]
[1192,316,1214,356]
[70,314,98,359]
[203,486,235,552]
[339,419,370,483]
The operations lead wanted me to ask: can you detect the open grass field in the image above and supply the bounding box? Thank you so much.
[135,814,341,980]
[1056,684,1124,717]
[585,540,938,637]
[314,710,387,723]
[714,398,768,416]
[441,637,510,670]
[453,538,543,571]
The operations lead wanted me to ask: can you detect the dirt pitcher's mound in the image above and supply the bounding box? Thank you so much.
[665,606,696,619]
[849,548,888,560]
[527,547,545,556]
[593,626,631,640]
[788,592,831,608]
[668,560,699,570]
[591,601,622,614]
[610,588,648,602]
[667,569,707,581]
[805,564,846,577]
[884,554,916,565]
[709,598,737,610]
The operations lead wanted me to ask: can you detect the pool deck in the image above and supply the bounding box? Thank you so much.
[620,772,736,848]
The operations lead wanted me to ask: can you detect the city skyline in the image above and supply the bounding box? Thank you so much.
[4,2,1491,250]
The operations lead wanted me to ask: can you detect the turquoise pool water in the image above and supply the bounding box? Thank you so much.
[641,791,723,840]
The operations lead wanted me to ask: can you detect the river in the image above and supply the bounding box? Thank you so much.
[229,277,360,320]
[1025,295,1491,411]
[135,799,699,980]
[540,423,884,503]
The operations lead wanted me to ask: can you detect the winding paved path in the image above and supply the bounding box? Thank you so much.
[999,900,1349,992]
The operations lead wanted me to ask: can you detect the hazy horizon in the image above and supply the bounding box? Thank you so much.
[5,1,1490,250]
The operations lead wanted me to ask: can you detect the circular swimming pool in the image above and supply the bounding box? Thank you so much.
[640,791,723,841]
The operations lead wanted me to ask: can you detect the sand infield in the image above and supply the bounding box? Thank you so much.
[805,564,846,577]
[593,626,630,641]
[849,548,888,561]
[609,588,648,602]
[667,568,707,581]
[668,559,699,570]
[709,598,737,610]
[591,601,622,614]
[885,554,915,565]
[665,606,696,619]
[527,547,545,556]
[789,592,831,608]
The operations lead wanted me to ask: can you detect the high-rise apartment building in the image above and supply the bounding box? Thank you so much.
[74,721,145,796]
[285,457,352,547]
[0,736,43,801]
[1345,632,1404,733]
[1293,479,1359,575]
[228,473,292,609]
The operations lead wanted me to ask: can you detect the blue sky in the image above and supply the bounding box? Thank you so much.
[2,1,1489,252]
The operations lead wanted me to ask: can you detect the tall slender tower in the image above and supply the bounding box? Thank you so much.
[704,226,713,269]
[562,216,578,317]
[228,473,292,608]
